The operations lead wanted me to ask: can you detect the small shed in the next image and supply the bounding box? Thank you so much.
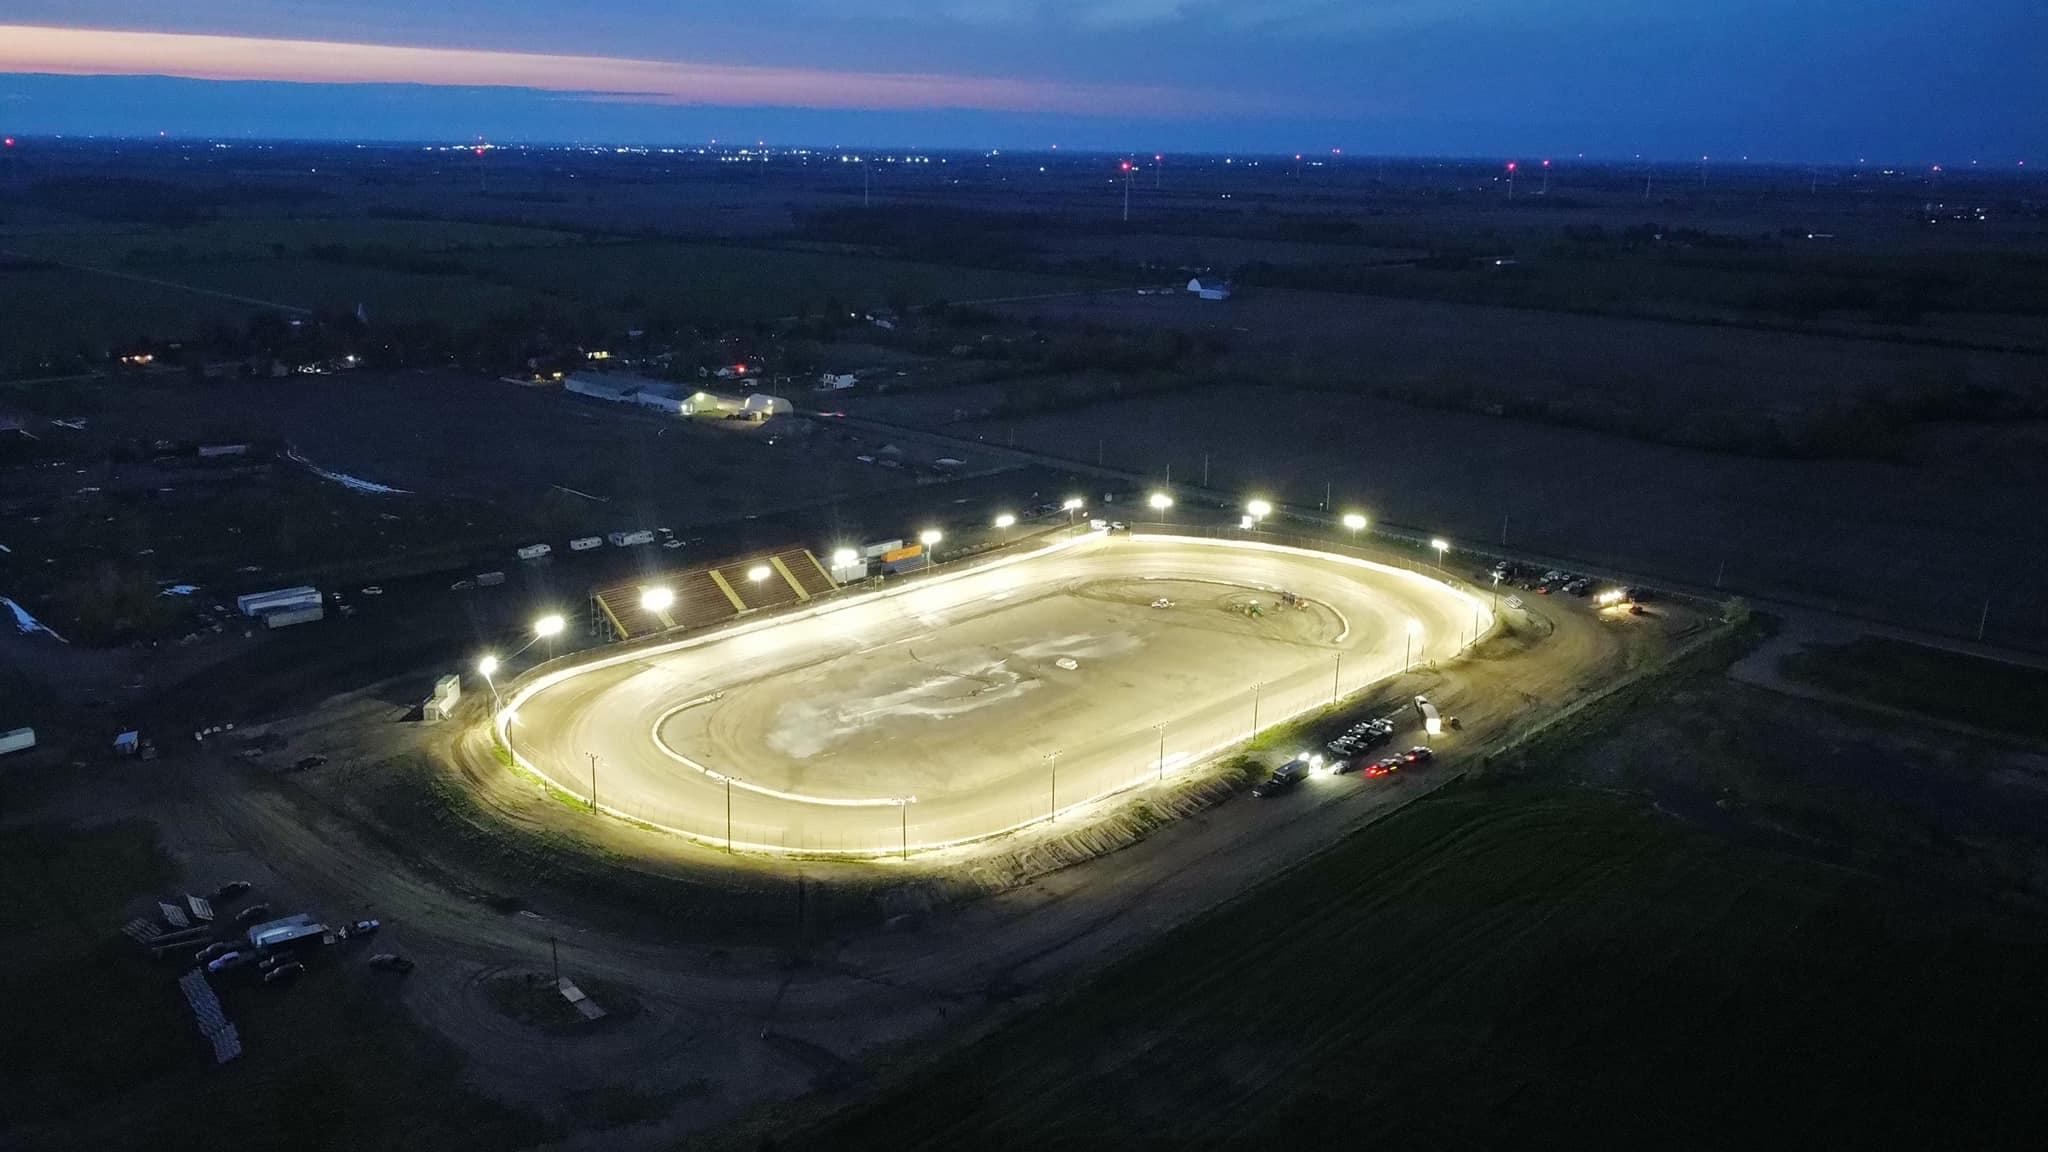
[743,394,793,418]
[1187,277,1233,301]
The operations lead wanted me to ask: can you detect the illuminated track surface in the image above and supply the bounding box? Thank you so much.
[499,533,1491,856]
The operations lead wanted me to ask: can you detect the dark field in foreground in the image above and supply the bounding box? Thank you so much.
[2,821,544,1152]
[1781,635,2048,740]
[797,783,2048,1150]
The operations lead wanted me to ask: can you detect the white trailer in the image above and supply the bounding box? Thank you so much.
[262,603,325,629]
[608,530,655,547]
[0,727,35,756]
[569,536,603,552]
[236,586,321,618]
[516,543,552,561]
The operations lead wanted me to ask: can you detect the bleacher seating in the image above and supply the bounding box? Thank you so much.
[590,548,837,641]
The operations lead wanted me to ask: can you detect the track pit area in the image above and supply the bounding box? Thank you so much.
[502,534,1489,856]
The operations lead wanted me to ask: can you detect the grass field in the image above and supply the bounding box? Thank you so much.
[451,240,1092,323]
[794,783,2048,1150]
[0,218,1098,371]
[1,820,547,1152]
[1779,636,2048,740]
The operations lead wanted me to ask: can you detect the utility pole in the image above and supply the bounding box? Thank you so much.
[1323,480,1332,511]
[1501,513,1509,547]
[1201,453,1211,486]
[1978,599,1991,642]
[586,752,598,809]
[550,935,559,987]
[863,157,870,208]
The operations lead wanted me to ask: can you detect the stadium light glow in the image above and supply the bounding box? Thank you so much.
[1063,497,1084,511]
[831,548,859,567]
[747,564,772,582]
[1341,513,1368,532]
[477,654,499,676]
[1149,492,1174,511]
[920,529,943,547]
[1406,619,1423,636]
[994,513,1017,528]
[1246,499,1273,519]
[640,587,674,612]
[533,614,565,638]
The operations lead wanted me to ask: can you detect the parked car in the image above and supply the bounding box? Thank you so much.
[369,953,416,974]
[1252,756,1316,797]
[1404,746,1436,765]
[211,880,252,902]
[449,579,476,592]
[233,902,272,926]
[262,962,305,986]
[1363,755,1403,778]
[195,941,237,964]
[360,585,383,596]
[340,918,381,940]
[292,755,326,771]
[206,951,247,974]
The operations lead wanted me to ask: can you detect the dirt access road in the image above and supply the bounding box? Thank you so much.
[135,564,1670,1148]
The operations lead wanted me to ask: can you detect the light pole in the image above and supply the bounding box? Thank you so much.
[1046,751,1059,822]
[1246,499,1272,532]
[1405,619,1422,672]
[1506,160,1517,200]
[919,528,942,565]
[898,796,915,860]
[1156,722,1167,782]
[1491,571,1502,610]
[1251,681,1263,735]
[533,612,565,661]
[724,774,734,853]
[1431,538,1449,570]
[1149,491,1173,524]
[1332,654,1342,702]
[994,512,1016,544]
[1120,160,1133,222]
[1063,497,1084,526]
[477,654,500,709]
[830,548,859,585]
[586,751,598,809]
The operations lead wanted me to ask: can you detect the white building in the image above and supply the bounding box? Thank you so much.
[818,372,857,390]
[1187,277,1233,301]
[743,393,794,418]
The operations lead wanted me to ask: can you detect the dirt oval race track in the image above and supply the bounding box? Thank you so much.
[498,532,1491,856]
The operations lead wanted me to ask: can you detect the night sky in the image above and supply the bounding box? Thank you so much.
[2,1,2042,159]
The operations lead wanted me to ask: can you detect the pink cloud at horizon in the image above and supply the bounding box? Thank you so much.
[0,23,1216,116]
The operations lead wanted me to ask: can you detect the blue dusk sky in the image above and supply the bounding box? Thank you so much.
[1,2,2042,160]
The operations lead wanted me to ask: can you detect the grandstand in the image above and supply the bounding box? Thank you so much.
[588,548,839,642]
